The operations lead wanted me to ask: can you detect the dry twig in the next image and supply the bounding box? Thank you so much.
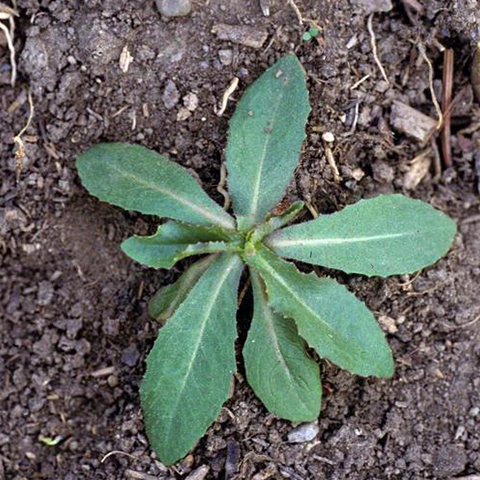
[13,90,35,182]
[216,77,239,116]
[441,48,454,167]
[367,13,389,85]
[217,163,231,211]
[0,2,18,86]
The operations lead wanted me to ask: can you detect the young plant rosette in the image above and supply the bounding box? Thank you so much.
[76,55,456,465]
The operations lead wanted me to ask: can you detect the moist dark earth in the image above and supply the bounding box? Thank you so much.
[1,0,480,479]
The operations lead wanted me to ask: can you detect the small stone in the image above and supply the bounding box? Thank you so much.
[218,49,233,66]
[155,0,191,17]
[352,0,393,14]
[287,422,319,443]
[390,101,437,143]
[372,160,395,183]
[177,107,192,121]
[351,167,365,181]
[185,465,209,480]
[183,92,199,112]
[322,132,335,143]
[121,345,140,367]
[433,445,467,477]
[107,375,119,388]
[162,80,180,109]
[212,23,268,49]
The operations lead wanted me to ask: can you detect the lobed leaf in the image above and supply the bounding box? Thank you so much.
[148,255,218,322]
[122,221,241,269]
[243,271,321,421]
[140,253,243,465]
[77,143,235,230]
[246,247,394,378]
[225,55,310,230]
[266,194,457,277]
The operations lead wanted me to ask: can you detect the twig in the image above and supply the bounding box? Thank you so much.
[217,163,231,211]
[216,77,239,116]
[101,450,139,463]
[13,90,35,182]
[286,0,303,24]
[418,43,443,132]
[0,5,17,86]
[350,74,370,90]
[367,13,389,85]
[441,49,454,167]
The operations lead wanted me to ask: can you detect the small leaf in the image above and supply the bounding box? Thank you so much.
[250,201,305,243]
[226,55,310,230]
[246,247,394,378]
[140,254,243,466]
[77,143,235,230]
[122,221,241,269]
[148,255,218,322]
[243,270,321,421]
[266,194,457,277]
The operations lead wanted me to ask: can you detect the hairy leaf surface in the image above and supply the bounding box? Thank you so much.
[243,271,321,421]
[246,248,394,378]
[226,55,310,230]
[77,143,235,229]
[266,194,456,277]
[148,255,218,322]
[122,221,240,269]
[141,254,243,465]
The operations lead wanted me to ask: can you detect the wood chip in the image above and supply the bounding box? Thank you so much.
[390,101,437,142]
[403,149,432,190]
[212,23,268,49]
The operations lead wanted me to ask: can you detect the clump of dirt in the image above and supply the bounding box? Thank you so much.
[1,1,480,479]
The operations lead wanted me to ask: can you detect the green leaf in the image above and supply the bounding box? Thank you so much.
[76,142,235,230]
[122,221,241,269]
[148,254,218,322]
[140,253,243,466]
[243,271,321,421]
[246,247,394,378]
[225,55,310,230]
[266,194,457,277]
[250,201,305,243]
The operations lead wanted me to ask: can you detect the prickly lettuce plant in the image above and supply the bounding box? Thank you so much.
[76,55,456,465]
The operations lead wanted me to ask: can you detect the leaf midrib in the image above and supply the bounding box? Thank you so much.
[254,273,313,412]
[269,231,418,248]
[163,255,239,446]
[256,255,366,368]
[247,87,286,224]
[110,164,235,230]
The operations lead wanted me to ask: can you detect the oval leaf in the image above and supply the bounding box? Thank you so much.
[149,255,218,322]
[122,221,240,269]
[266,194,456,277]
[226,55,310,230]
[243,271,321,421]
[140,254,243,466]
[246,247,394,378]
[77,142,235,230]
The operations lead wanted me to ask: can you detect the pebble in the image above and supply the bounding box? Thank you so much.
[183,92,199,112]
[155,0,191,17]
[121,345,140,367]
[177,107,192,121]
[352,0,393,14]
[287,421,319,443]
[212,23,268,49]
[162,80,180,109]
[185,465,209,480]
[218,49,233,66]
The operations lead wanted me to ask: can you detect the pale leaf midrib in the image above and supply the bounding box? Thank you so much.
[270,231,417,248]
[110,164,234,229]
[257,256,365,368]
[256,277,312,412]
[163,255,238,446]
[248,88,286,224]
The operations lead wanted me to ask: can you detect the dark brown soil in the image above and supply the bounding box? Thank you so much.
[1,1,480,479]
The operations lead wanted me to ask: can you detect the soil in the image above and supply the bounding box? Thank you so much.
[1,0,480,479]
